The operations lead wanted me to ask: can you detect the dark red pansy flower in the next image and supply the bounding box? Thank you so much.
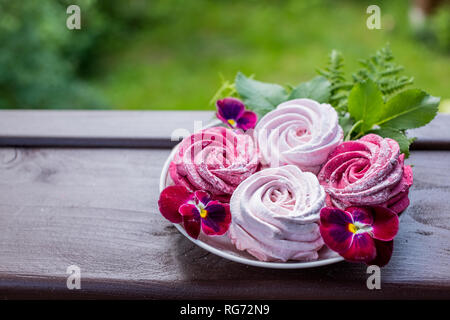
[158,187,231,239]
[216,97,257,131]
[158,186,192,223]
[319,206,399,267]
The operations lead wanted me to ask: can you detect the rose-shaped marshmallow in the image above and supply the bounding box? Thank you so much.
[254,98,343,174]
[170,127,259,201]
[318,134,413,214]
[229,165,325,262]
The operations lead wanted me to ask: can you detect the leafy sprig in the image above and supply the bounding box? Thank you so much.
[352,45,414,99]
[209,74,238,106]
[317,50,352,114]
[210,46,440,157]
[346,79,439,156]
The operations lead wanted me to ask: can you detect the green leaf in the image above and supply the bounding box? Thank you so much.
[352,45,414,98]
[235,72,288,117]
[369,127,413,158]
[376,89,440,130]
[338,114,355,140]
[288,76,331,103]
[347,79,384,133]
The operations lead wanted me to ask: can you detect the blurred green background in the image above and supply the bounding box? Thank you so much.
[0,0,449,111]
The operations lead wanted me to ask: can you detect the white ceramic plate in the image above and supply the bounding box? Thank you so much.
[159,123,344,269]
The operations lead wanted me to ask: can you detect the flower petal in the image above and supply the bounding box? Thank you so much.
[216,98,245,123]
[179,203,200,219]
[201,201,231,235]
[237,110,258,130]
[158,186,192,223]
[371,206,399,241]
[319,207,354,254]
[183,216,201,239]
[368,239,394,267]
[341,233,376,263]
[194,190,212,207]
[347,207,373,225]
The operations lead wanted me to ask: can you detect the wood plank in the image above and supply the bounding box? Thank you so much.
[0,110,449,149]
[0,110,214,148]
[408,113,450,150]
[0,147,449,299]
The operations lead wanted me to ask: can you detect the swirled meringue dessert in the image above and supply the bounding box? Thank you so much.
[254,98,343,174]
[318,134,413,214]
[169,127,259,201]
[229,165,325,262]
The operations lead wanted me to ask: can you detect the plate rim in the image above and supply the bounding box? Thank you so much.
[159,123,344,269]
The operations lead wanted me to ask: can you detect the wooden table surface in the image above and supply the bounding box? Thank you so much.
[0,111,449,299]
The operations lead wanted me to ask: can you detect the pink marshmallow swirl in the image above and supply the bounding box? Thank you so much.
[318,134,413,215]
[229,165,325,262]
[169,127,259,201]
[254,98,343,174]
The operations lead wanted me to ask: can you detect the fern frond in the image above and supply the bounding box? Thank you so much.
[317,50,352,114]
[352,45,414,98]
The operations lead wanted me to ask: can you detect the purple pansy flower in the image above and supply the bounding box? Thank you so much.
[158,186,231,239]
[179,190,231,239]
[319,206,399,267]
[216,97,257,130]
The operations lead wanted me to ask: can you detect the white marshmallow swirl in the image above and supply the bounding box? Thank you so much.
[229,165,326,262]
[254,98,343,174]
